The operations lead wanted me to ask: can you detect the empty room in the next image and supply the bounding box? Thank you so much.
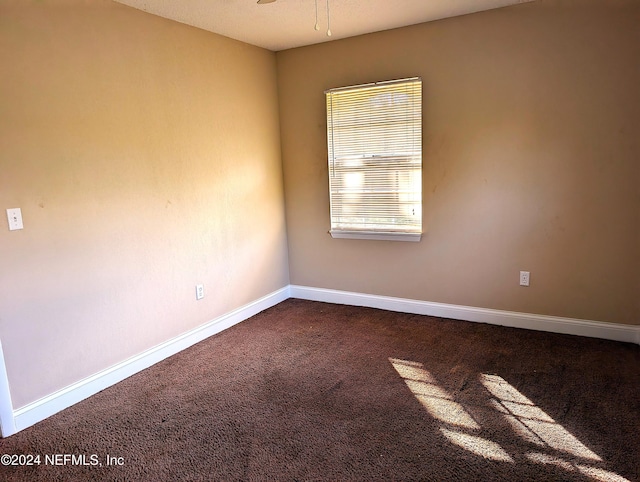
[0,0,638,480]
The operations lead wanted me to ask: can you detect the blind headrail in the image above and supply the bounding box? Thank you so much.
[325,77,421,95]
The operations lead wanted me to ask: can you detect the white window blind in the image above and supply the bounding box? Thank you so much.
[326,77,422,241]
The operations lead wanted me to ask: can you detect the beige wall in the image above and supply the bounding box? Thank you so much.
[1,0,638,413]
[0,0,289,408]
[277,0,639,325]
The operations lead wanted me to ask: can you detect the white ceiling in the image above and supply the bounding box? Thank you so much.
[113,0,536,52]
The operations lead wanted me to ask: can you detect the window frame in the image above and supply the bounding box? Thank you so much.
[325,77,423,242]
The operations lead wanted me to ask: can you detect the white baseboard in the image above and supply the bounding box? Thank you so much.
[0,339,16,437]
[4,286,290,437]
[2,283,638,438]
[289,285,640,345]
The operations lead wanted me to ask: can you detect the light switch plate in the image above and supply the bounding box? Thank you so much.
[6,208,23,231]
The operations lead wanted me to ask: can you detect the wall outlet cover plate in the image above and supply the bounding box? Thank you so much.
[6,208,23,231]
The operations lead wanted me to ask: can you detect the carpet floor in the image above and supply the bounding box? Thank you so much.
[1,299,638,481]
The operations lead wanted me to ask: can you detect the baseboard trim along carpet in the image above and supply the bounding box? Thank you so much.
[0,339,14,438]
[2,284,638,437]
[1,287,290,437]
[289,285,640,345]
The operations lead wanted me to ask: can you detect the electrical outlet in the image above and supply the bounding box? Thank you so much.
[519,271,530,287]
[196,284,204,300]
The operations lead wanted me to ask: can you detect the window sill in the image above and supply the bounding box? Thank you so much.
[329,230,422,242]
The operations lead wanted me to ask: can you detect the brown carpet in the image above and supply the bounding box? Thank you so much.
[1,299,638,481]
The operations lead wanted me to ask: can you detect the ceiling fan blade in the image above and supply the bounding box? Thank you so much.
[257,0,276,4]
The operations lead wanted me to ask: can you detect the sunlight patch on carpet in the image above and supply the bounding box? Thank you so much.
[525,452,631,482]
[389,358,504,459]
[389,358,480,430]
[389,358,629,481]
[440,428,513,462]
[525,451,576,471]
[480,374,601,462]
[414,395,480,430]
[575,464,632,482]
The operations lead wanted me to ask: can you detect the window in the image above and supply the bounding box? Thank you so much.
[326,77,422,242]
